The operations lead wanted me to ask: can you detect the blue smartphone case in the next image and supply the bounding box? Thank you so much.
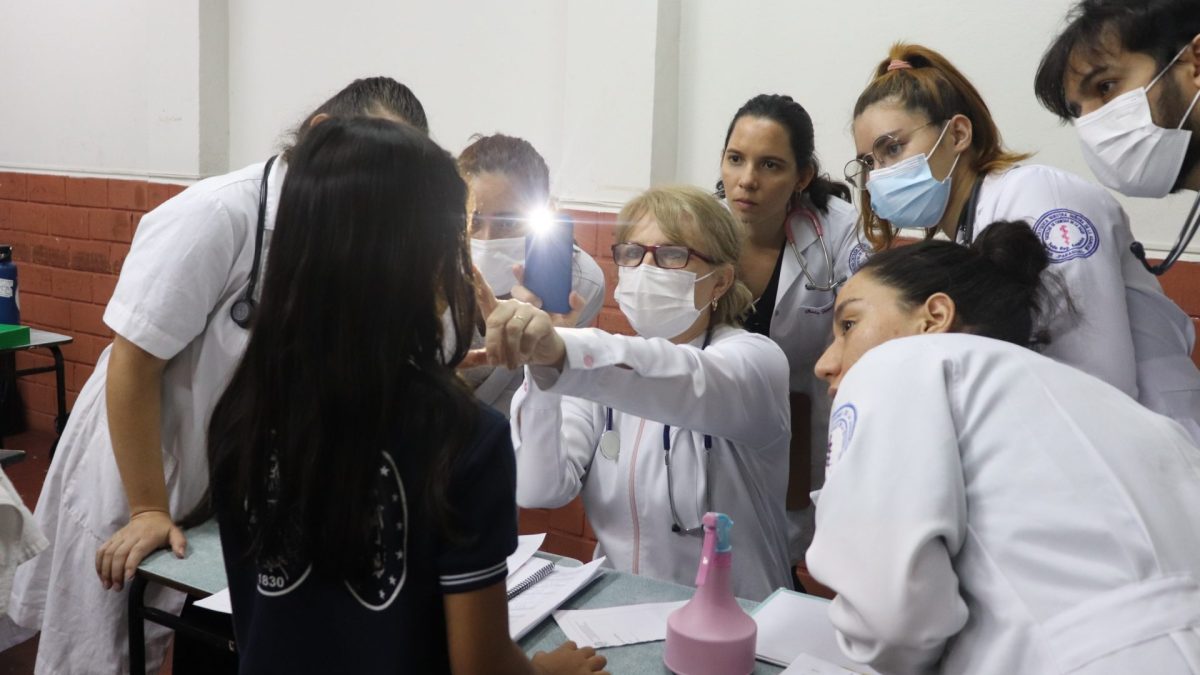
[524,216,574,314]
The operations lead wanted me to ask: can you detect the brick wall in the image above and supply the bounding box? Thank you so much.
[0,172,185,433]
[2,172,1199,560]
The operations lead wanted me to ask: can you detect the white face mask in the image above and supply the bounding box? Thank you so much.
[469,237,526,296]
[614,265,714,339]
[1075,45,1200,198]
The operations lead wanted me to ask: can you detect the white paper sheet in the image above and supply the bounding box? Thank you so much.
[507,533,546,579]
[752,589,878,674]
[552,600,686,648]
[194,587,232,614]
[780,653,858,675]
[508,557,606,640]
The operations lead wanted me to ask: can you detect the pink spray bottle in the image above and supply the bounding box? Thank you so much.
[663,512,757,675]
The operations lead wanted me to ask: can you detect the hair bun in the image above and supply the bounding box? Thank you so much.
[971,220,1048,290]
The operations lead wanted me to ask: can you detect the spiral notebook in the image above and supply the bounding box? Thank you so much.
[506,558,556,600]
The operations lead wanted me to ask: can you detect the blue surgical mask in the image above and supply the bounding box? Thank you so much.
[865,123,961,229]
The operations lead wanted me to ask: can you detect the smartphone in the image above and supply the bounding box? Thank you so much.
[523,214,574,314]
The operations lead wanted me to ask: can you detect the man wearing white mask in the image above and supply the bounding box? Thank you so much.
[1035,0,1200,443]
[456,134,605,416]
[846,42,1200,444]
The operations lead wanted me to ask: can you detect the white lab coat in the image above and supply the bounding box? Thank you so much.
[968,164,1200,444]
[0,470,46,616]
[808,333,1200,674]
[763,195,864,562]
[4,160,283,675]
[466,246,606,416]
[511,325,793,601]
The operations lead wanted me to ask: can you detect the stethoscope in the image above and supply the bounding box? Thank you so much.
[229,155,277,329]
[786,206,845,293]
[597,327,714,536]
[715,182,844,293]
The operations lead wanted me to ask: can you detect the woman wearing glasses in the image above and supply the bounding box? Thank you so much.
[474,185,792,601]
[844,43,1200,443]
[717,95,864,571]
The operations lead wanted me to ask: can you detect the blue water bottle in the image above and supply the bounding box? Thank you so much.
[0,246,19,325]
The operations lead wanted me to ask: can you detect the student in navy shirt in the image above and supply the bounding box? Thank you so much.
[207,117,608,675]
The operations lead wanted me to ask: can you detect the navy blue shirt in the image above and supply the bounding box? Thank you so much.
[217,405,518,674]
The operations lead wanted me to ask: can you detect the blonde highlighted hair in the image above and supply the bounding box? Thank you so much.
[616,186,754,327]
[855,43,1032,249]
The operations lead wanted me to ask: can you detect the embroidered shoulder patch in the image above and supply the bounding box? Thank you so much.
[826,403,858,471]
[1033,209,1100,263]
[848,242,871,274]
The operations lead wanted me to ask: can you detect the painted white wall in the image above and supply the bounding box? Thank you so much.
[675,0,1198,257]
[226,0,670,208]
[226,0,569,184]
[0,0,221,179]
[0,0,1195,256]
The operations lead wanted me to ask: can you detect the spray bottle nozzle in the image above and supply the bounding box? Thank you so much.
[695,512,734,586]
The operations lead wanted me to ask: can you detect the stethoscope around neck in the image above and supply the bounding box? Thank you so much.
[597,326,714,536]
[785,205,845,293]
[229,154,277,329]
[715,182,844,293]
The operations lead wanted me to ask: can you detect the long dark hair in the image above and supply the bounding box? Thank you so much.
[717,94,851,214]
[208,117,478,579]
[859,220,1054,347]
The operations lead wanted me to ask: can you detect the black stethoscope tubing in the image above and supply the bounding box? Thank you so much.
[229,155,277,329]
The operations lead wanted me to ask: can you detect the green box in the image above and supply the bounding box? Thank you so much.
[0,324,30,350]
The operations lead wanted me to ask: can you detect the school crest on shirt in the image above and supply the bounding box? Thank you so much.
[254,451,313,596]
[826,403,857,472]
[344,451,408,611]
[1033,209,1099,263]
[848,242,871,274]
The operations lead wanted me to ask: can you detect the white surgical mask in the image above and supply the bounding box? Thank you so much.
[1075,45,1200,198]
[614,265,714,339]
[470,237,526,296]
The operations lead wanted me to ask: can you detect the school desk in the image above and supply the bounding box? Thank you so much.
[130,520,787,675]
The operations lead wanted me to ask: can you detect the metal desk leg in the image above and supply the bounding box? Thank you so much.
[128,575,147,675]
[48,345,67,455]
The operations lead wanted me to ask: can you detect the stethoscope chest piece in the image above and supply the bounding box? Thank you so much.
[599,429,620,461]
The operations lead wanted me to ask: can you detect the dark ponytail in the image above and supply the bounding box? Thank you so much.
[718,94,850,214]
[859,220,1055,347]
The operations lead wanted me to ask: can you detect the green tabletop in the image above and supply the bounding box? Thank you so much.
[0,328,72,352]
[138,519,228,596]
[138,523,784,673]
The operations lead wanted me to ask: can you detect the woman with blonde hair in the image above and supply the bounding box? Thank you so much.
[844,43,1200,441]
[471,185,792,601]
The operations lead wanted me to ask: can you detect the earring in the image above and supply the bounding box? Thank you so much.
[711,297,720,310]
